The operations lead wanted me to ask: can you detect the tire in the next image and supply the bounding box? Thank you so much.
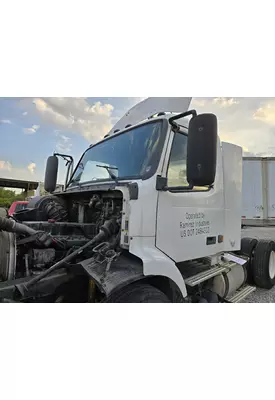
[252,239,275,289]
[241,237,258,284]
[107,283,171,303]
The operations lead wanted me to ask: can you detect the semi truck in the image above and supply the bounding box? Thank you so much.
[0,97,274,303]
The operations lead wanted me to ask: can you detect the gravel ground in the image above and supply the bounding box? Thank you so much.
[241,226,275,303]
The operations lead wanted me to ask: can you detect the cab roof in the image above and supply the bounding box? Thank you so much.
[88,97,192,149]
[108,97,191,135]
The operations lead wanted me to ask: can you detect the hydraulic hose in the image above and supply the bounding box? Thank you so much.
[15,218,118,297]
[0,216,37,236]
[0,216,58,248]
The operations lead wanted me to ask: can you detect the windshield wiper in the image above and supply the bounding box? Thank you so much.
[96,165,119,184]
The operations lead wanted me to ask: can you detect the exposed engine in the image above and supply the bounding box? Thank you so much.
[0,192,123,299]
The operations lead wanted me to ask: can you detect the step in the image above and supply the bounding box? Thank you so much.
[226,285,256,303]
[185,265,229,287]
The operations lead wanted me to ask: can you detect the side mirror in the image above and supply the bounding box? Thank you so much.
[187,113,217,187]
[44,155,58,193]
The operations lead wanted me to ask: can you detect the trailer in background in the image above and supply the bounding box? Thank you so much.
[242,157,275,226]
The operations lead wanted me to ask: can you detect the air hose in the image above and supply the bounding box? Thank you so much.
[15,218,118,297]
[0,216,37,236]
[0,216,63,248]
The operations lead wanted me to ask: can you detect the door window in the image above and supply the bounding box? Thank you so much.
[167,132,208,190]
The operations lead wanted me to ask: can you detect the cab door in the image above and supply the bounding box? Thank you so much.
[156,129,225,263]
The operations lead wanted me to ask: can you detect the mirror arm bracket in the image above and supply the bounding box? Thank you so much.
[169,110,197,131]
[156,175,167,191]
[53,153,74,188]
[54,153,73,163]
[156,175,194,192]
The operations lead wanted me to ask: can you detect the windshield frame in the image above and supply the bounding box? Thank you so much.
[67,118,168,188]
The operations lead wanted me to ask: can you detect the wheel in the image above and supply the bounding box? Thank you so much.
[241,237,258,284]
[106,282,171,303]
[252,239,275,289]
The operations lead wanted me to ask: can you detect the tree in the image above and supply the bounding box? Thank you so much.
[0,188,33,208]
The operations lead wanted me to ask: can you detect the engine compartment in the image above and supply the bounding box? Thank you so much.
[0,191,124,300]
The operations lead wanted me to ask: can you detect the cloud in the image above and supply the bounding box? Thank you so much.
[55,134,72,153]
[0,160,38,180]
[11,96,275,160]
[192,99,206,107]
[32,97,114,143]
[0,160,12,171]
[0,119,11,124]
[23,124,40,134]
[189,97,275,156]
[253,102,275,125]
[27,162,36,174]
[22,111,28,116]
[219,124,275,157]
[212,97,239,108]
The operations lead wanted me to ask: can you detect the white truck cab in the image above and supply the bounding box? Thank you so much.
[4,98,274,303]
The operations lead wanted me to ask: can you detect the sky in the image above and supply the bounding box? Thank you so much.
[1,97,275,185]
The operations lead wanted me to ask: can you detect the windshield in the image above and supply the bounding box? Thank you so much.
[15,203,28,212]
[68,121,164,186]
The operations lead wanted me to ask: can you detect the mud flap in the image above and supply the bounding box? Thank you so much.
[79,254,144,297]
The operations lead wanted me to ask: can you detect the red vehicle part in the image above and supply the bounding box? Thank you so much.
[8,201,28,216]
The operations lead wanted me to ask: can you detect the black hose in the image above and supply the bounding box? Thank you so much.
[0,216,67,250]
[0,216,37,236]
[15,218,118,297]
